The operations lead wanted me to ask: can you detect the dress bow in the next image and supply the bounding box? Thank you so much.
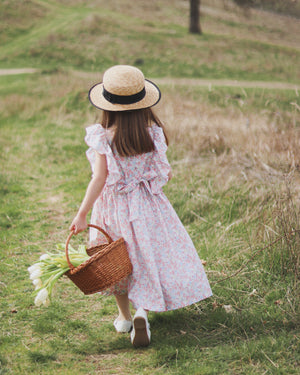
[117,171,160,221]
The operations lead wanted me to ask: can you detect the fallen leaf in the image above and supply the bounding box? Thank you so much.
[201,260,207,266]
[212,300,218,310]
[223,305,234,313]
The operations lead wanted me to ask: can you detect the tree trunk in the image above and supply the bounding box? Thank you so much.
[189,0,202,34]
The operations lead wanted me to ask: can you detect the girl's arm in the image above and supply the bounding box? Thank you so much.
[69,152,108,234]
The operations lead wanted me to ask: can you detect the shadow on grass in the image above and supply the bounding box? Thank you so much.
[67,304,297,354]
[20,299,298,375]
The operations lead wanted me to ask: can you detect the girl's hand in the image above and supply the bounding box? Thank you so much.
[69,214,88,235]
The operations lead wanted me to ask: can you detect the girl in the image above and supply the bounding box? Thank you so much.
[70,65,212,348]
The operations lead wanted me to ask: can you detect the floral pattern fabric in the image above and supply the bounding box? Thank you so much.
[85,123,212,312]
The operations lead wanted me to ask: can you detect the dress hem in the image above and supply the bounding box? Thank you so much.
[129,293,213,313]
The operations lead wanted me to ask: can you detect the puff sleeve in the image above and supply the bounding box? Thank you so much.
[150,124,171,192]
[85,124,121,186]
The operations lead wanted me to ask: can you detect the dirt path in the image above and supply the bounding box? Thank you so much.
[0,68,39,76]
[71,70,300,91]
[0,68,299,90]
[154,78,299,91]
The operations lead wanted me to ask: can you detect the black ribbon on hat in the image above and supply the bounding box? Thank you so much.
[103,86,146,105]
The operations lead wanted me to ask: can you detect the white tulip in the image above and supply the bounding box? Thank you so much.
[34,288,49,307]
[29,267,42,280]
[28,263,41,274]
[39,254,50,261]
[29,242,90,308]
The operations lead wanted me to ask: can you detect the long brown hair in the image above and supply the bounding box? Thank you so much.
[101,108,168,157]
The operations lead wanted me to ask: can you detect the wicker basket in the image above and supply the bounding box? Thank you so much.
[65,224,133,295]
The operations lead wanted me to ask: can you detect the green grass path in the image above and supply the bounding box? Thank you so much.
[1,69,299,91]
[0,1,89,56]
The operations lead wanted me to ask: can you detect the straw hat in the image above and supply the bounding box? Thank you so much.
[88,65,161,111]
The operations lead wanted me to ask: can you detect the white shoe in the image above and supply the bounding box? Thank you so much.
[113,319,132,333]
[131,307,151,347]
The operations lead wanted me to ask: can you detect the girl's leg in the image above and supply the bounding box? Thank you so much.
[115,293,132,321]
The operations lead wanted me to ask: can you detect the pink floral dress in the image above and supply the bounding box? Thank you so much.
[85,123,212,312]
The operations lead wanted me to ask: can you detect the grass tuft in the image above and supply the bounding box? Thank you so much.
[27,351,57,364]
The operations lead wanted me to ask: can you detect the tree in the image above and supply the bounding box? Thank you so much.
[189,0,202,34]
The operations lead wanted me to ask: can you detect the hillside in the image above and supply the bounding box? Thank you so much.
[0,0,299,83]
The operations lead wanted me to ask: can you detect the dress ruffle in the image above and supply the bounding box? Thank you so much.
[85,124,121,186]
[150,125,171,193]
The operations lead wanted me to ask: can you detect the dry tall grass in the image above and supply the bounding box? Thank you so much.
[154,84,300,288]
[157,88,300,179]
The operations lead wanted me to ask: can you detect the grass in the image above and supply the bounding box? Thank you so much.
[0,1,299,83]
[0,70,299,375]
[0,0,299,374]
[0,0,48,45]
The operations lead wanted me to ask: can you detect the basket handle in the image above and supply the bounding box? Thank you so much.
[65,224,113,270]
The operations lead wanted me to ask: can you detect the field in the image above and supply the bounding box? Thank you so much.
[0,0,299,374]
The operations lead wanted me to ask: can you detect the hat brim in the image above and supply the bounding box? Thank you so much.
[88,79,161,111]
